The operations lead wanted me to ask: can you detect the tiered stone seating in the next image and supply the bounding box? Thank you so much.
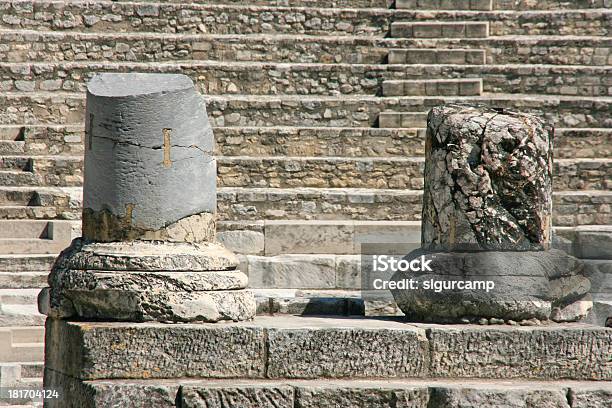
[0,0,610,401]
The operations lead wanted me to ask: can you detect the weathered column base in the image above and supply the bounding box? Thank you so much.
[40,238,256,323]
[391,249,592,323]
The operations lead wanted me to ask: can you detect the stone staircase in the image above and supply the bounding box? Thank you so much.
[0,0,610,403]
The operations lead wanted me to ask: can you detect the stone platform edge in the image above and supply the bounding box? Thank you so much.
[43,371,612,408]
[44,315,611,382]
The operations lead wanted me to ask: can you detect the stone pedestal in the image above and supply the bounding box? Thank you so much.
[392,104,591,323]
[40,73,256,323]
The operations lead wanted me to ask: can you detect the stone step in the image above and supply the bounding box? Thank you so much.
[0,154,607,200]
[0,141,25,155]
[0,186,73,220]
[0,304,45,327]
[41,374,612,408]
[114,0,393,6]
[399,0,608,9]
[0,171,38,187]
[0,289,40,305]
[378,103,611,128]
[0,220,49,239]
[0,188,42,206]
[0,156,82,187]
[0,126,24,142]
[382,79,483,96]
[397,0,492,10]
[0,220,72,254]
[1,125,608,160]
[0,272,48,289]
[218,156,610,190]
[3,61,611,97]
[0,255,56,273]
[0,156,31,171]
[388,48,486,64]
[1,3,607,36]
[215,220,612,257]
[2,92,610,129]
[2,30,609,66]
[252,289,365,315]
[0,126,82,156]
[217,188,611,226]
[0,187,606,227]
[45,317,611,381]
[0,205,76,220]
[0,326,44,362]
[391,21,490,38]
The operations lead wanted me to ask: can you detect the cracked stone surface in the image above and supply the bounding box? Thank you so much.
[42,73,255,323]
[421,103,553,251]
[392,248,591,322]
[393,104,592,323]
[45,238,256,322]
[84,73,216,240]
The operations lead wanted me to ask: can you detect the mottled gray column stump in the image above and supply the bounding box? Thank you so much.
[392,104,591,323]
[40,73,256,323]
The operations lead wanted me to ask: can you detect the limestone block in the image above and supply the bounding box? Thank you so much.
[576,228,612,259]
[247,254,336,289]
[335,255,361,289]
[266,321,429,378]
[216,230,264,255]
[428,325,612,380]
[83,73,216,242]
[44,369,179,408]
[428,386,568,407]
[264,220,354,255]
[570,387,612,408]
[422,104,553,251]
[44,319,266,380]
[295,384,429,408]
[181,384,294,408]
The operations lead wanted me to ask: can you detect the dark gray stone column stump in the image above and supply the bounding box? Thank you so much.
[392,104,592,323]
[39,73,256,323]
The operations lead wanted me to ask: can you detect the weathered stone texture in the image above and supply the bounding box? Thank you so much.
[46,238,257,322]
[422,104,553,251]
[181,385,294,408]
[42,371,612,408]
[295,385,429,408]
[45,319,266,380]
[0,3,606,36]
[83,73,216,241]
[2,32,609,66]
[3,93,611,130]
[265,324,429,378]
[3,62,612,97]
[427,386,569,408]
[428,325,612,380]
[52,239,239,272]
[392,249,591,322]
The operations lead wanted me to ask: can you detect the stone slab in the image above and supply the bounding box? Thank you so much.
[41,374,612,408]
[246,254,336,289]
[265,319,429,379]
[428,324,612,380]
[44,318,266,380]
[44,316,612,381]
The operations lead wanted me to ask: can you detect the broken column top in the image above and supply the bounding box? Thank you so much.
[83,73,216,242]
[87,73,194,98]
[421,103,553,251]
